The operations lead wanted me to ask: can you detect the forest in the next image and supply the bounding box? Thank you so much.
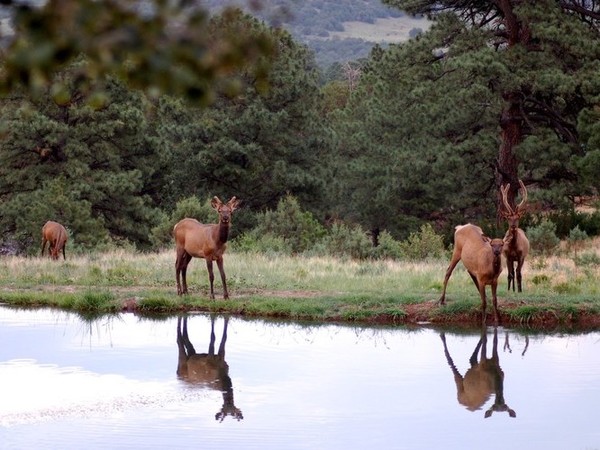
[0,0,600,258]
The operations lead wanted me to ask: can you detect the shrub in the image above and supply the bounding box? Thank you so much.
[398,223,446,260]
[567,225,588,256]
[373,230,404,260]
[315,222,373,259]
[253,195,326,254]
[527,219,560,256]
[233,230,292,255]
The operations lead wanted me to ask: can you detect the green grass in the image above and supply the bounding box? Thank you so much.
[1,248,599,329]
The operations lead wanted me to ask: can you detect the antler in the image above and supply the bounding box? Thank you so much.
[516,179,527,214]
[500,184,514,217]
[500,180,527,218]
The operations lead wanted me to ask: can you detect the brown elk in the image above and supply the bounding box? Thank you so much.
[174,196,240,299]
[440,327,516,418]
[176,315,243,422]
[500,180,530,292]
[41,221,68,260]
[439,224,511,325]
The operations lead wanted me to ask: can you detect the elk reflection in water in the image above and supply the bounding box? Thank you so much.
[440,327,519,418]
[176,315,243,421]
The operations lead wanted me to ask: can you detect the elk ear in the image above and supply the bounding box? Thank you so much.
[211,196,223,210]
[228,196,240,211]
[481,235,492,243]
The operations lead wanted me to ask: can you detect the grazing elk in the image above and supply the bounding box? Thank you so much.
[174,196,240,299]
[440,327,516,418]
[176,315,243,422]
[41,221,68,260]
[439,224,510,325]
[500,180,530,292]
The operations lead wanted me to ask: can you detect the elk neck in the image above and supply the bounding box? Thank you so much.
[217,220,230,244]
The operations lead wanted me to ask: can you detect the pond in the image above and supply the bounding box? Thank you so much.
[0,306,599,450]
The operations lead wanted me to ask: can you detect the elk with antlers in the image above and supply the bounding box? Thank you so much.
[439,224,511,326]
[500,180,530,292]
[174,196,240,299]
[41,221,68,260]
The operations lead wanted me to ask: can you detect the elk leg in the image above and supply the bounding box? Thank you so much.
[216,257,228,299]
[206,259,216,299]
[478,285,487,326]
[507,258,515,292]
[516,256,524,292]
[175,249,191,295]
[439,255,461,304]
[208,315,216,356]
[41,238,47,256]
[62,243,66,260]
[491,279,500,326]
[467,271,480,290]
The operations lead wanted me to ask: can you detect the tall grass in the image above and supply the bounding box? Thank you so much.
[1,243,599,326]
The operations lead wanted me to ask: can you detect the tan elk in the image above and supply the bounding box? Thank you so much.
[440,327,516,418]
[174,196,240,299]
[41,221,68,260]
[500,180,530,292]
[440,327,517,418]
[439,224,511,325]
[176,315,243,422]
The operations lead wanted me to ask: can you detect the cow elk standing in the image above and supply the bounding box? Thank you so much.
[439,224,510,326]
[500,180,530,292]
[174,196,240,299]
[176,315,243,422]
[440,327,516,418]
[41,221,68,260]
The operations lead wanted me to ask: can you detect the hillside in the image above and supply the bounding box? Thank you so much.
[205,0,430,69]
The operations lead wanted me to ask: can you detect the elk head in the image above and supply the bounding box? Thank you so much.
[500,180,527,232]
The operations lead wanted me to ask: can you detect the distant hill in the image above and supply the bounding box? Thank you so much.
[205,0,430,69]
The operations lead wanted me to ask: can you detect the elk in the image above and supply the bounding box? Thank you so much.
[440,327,516,418]
[439,224,510,325]
[41,221,68,260]
[174,196,240,299]
[176,315,243,422]
[500,180,530,292]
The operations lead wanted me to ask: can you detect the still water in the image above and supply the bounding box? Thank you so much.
[0,306,599,450]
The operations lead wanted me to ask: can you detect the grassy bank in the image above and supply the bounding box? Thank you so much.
[0,247,599,329]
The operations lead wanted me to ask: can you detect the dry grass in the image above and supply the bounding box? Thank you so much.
[326,16,432,43]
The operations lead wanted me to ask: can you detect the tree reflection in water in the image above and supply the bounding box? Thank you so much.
[440,327,518,418]
[176,314,243,422]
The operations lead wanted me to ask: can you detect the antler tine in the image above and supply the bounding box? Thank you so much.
[516,179,528,214]
[500,183,514,216]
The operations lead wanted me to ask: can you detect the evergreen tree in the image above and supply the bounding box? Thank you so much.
[159,15,331,217]
[0,69,165,252]
[382,0,600,214]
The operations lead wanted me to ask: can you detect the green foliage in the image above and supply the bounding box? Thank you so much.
[567,225,588,256]
[315,222,373,259]
[233,230,293,255]
[398,223,447,260]
[574,252,600,267]
[527,219,560,256]
[252,195,326,254]
[372,230,404,260]
[0,2,275,105]
[0,74,164,253]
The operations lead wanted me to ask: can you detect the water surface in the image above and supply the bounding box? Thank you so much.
[0,306,599,449]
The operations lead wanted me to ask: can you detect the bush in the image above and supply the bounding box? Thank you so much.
[372,230,404,260]
[315,222,373,259]
[253,195,326,254]
[527,219,560,256]
[567,225,588,256]
[398,224,447,260]
[233,230,292,255]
